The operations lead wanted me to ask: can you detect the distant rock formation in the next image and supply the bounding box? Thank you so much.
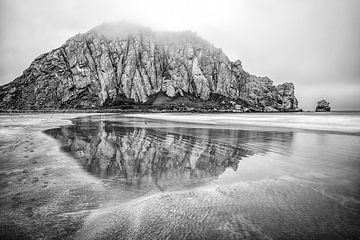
[0,22,300,112]
[315,100,331,112]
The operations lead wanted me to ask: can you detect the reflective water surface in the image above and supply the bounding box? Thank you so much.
[45,114,360,239]
[45,116,295,192]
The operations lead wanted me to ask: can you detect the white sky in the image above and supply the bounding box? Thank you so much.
[1,0,359,110]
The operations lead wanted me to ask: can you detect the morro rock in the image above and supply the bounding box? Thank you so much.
[315,100,331,112]
[0,22,300,111]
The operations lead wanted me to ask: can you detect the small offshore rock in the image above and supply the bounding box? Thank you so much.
[315,99,331,112]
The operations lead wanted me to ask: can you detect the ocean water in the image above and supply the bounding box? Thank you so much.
[45,112,360,239]
[125,111,360,133]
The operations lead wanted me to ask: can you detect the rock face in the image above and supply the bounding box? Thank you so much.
[0,22,300,111]
[315,100,331,112]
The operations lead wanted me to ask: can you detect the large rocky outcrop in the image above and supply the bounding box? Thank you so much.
[0,22,300,111]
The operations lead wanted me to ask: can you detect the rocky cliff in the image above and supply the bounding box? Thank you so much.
[0,22,300,111]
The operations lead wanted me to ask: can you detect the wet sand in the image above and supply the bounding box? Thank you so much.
[0,114,111,239]
[1,113,360,239]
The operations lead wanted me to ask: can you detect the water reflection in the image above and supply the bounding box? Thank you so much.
[45,116,294,191]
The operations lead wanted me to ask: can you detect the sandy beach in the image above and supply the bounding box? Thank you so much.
[1,112,360,239]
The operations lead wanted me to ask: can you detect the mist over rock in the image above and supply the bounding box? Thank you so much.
[0,22,300,111]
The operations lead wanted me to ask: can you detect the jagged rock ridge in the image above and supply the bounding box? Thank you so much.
[0,22,300,111]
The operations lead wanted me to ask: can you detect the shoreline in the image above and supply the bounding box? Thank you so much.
[0,107,303,114]
[121,112,360,135]
[1,108,359,114]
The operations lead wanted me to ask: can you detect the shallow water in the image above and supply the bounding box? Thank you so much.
[125,111,360,134]
[45,112,360,238]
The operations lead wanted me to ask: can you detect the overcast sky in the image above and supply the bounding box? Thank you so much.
[0,0,359,110]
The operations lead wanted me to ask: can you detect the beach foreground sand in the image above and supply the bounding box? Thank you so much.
[0,113,112,239]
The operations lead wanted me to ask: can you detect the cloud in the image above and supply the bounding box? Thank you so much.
[0,0,359,110]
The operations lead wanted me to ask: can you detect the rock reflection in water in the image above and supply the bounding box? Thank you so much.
[45,117,293,191]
